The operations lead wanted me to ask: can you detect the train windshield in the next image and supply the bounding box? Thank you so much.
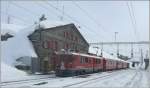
[55,54,74,70]
[59,54,73,62]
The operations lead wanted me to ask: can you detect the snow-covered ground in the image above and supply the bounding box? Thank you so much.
[1,69,149,88]
[1,62,55,83]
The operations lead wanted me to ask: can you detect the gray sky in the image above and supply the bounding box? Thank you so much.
[1,1,149,58]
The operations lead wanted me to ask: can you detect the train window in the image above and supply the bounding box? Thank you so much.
[95,59,97,64]
[85,57,88,63]
[99,60,101,64]
[89,59,91,63]
[80,56,86,64]
[96,59,100,64]
[80,56,83,63]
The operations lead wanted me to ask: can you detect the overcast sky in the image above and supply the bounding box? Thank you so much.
[1,1,149,58]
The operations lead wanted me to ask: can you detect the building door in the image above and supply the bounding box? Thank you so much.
[52,56,57,70]
[43,60,48,74]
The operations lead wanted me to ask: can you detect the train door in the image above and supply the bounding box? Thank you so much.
[116,61,118,70]
[92,58,95,72]
[103,59,106,71]
[51,55,57,70]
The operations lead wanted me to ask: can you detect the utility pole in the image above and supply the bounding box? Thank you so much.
[115,32,118,42]
[140,49,144,67]
[146,50,148,59]
[7,16,10,24]
[131,44,134,58]
[6,1,10,24]
[56,0,59,9]
[149,1,150,71]
[115,32,119,57]
[100,44,103,57]
[60,5,64,21]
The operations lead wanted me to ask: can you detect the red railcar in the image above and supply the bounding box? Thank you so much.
[104,58,117,71]
[54,52,129,77]
[55,52,103,76]
[116,61,123,69]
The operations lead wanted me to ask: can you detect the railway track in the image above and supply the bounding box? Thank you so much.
[0,76,56,86]
[1,69,130,87]
[124,70,142,87]
[62,70,130,88]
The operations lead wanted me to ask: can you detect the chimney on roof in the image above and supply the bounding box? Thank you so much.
[39,14,47,22]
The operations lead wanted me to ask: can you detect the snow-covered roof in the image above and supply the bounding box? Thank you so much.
[37,20,72,29]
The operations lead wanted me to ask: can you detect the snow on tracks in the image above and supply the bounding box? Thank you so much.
[0,75,56,87]
[2,69,144,88]
[62,69,131,88]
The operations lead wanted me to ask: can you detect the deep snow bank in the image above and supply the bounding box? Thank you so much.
[1,62,27,82]
[1,23,37,81]
[1,24,37,66]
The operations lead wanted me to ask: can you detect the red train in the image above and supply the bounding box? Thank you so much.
[54,52,129,77]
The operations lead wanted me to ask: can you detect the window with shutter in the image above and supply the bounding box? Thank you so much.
[54,41,58,51]
[64,32,66,37]
[43,41,48,49]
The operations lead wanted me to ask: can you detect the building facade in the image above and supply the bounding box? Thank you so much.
[28,23,89,73]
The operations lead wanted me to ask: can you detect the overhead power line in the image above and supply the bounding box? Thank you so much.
[72,2,121,56]
[126,2,143,59]
[1,11,30,25]
[10,1,40,17]
[72,1,112,38]
[126,2,139,41]
[130,2,140,39]
[89,41,150,45]
[43,1,110,41]
[35,2,61,19]
[35,1,99,39]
